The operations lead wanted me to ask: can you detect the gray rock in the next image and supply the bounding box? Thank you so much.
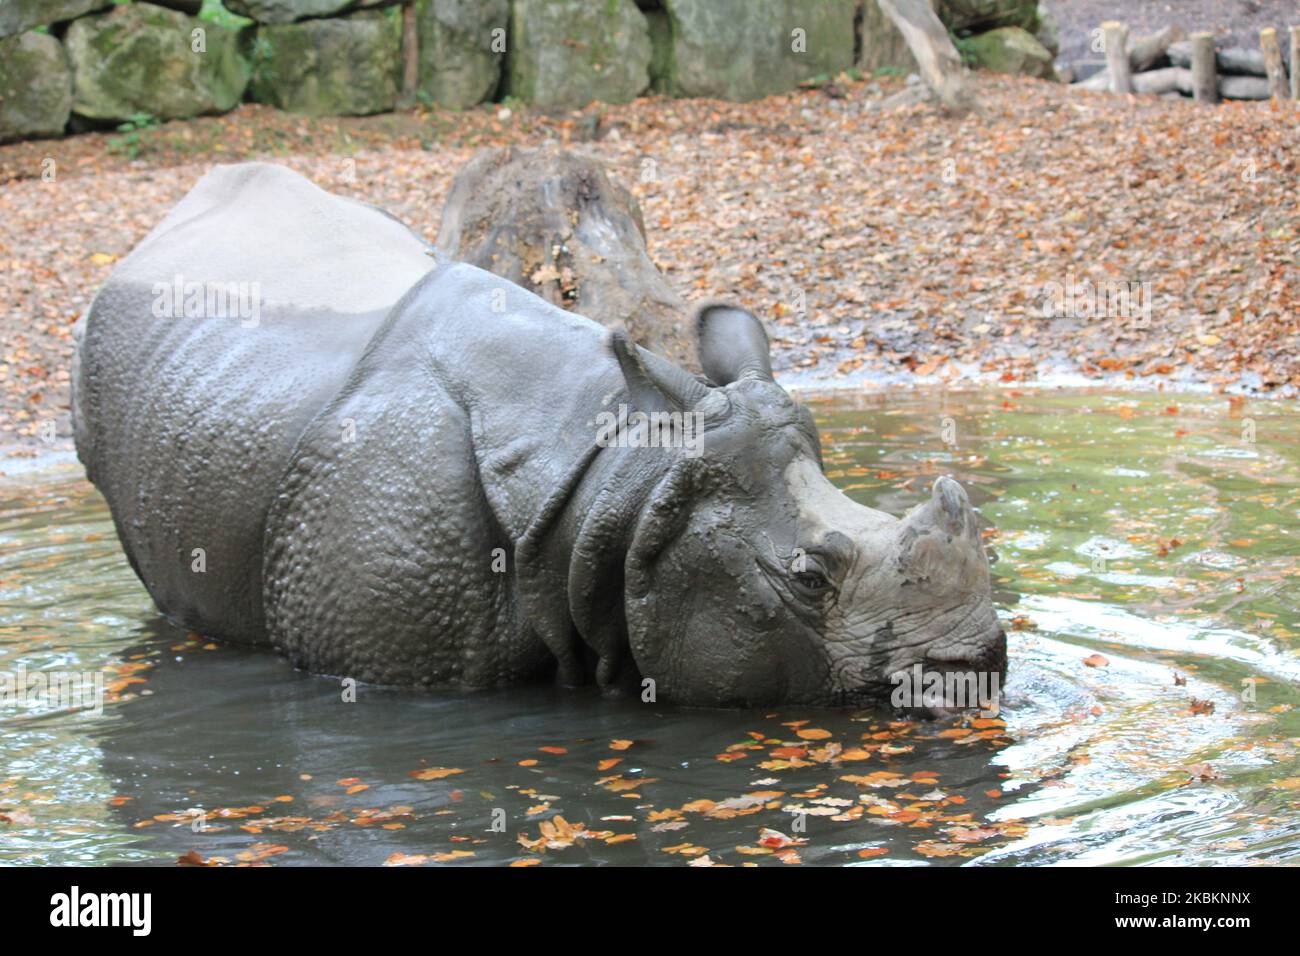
[249,11,399,116]
[0,31,72,143]
[225,0,392,25]
[0,0,110,40]
[415,0,506,109]
[662,0,857,101]
[505,0,650,110]
[65,4,250,123]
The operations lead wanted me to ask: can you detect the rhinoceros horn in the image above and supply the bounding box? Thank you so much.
[896,476,987,588]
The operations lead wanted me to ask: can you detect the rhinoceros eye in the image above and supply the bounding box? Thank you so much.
[791,569,831,598]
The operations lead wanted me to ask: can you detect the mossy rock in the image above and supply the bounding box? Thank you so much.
[662,0,857,102]
[937,0,1038,35]
[0,31,72,143]
[0,0,110,40]
[415,0,507,109]
[248,11,399,116]
[505,0,650,110]
[963,26,1055,79]
[65,4,250,123]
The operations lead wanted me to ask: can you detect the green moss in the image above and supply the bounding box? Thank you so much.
[200,0,253,30]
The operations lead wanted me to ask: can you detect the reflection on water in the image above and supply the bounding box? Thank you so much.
[1,389,1298,866]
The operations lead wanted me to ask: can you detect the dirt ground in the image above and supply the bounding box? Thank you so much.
[0,67,1296,457]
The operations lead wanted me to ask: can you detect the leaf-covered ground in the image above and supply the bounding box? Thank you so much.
[1,72,1296,453]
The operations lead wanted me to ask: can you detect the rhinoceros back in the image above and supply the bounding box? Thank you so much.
[73,162,436,643]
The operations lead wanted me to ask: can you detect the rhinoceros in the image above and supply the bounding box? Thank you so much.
[73,162,1006,709]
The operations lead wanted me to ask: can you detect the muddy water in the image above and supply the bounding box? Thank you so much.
[1,388,1298,866]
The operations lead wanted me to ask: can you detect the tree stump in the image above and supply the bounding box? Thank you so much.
[1190,32,1218,103]
[436,145,694,369]
[1102,21,1133,93]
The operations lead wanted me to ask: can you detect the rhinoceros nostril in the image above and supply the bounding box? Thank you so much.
[922,627,1007,679]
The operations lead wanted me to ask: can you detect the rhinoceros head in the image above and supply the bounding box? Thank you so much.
[610,305,1006,710]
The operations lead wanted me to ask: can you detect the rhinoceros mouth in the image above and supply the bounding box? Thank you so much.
[886,652,1006,719]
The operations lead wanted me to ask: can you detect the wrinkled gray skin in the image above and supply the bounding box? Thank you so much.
[73,163,1006,709]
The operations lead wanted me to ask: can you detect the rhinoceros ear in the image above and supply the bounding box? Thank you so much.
[610,331,709,413]
[695,304,773,386]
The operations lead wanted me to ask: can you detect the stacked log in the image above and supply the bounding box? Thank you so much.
[1074,22,1299,102]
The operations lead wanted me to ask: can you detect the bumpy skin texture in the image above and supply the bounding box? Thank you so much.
[75,162,1006,707]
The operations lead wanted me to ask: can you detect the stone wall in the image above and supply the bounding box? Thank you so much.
[0,0,1056,144]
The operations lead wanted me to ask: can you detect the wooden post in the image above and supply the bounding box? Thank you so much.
[1102,21,1132,93]
[1190,32,1218,103]
[875,0,977,113]
[399,2,420,109]
[1290,26,1300,99]
[1260,28,1287,100]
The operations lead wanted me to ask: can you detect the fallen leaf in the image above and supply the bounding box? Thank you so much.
[409,768,466,780]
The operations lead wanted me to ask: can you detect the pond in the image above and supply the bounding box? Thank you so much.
[2,387,1298,866]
